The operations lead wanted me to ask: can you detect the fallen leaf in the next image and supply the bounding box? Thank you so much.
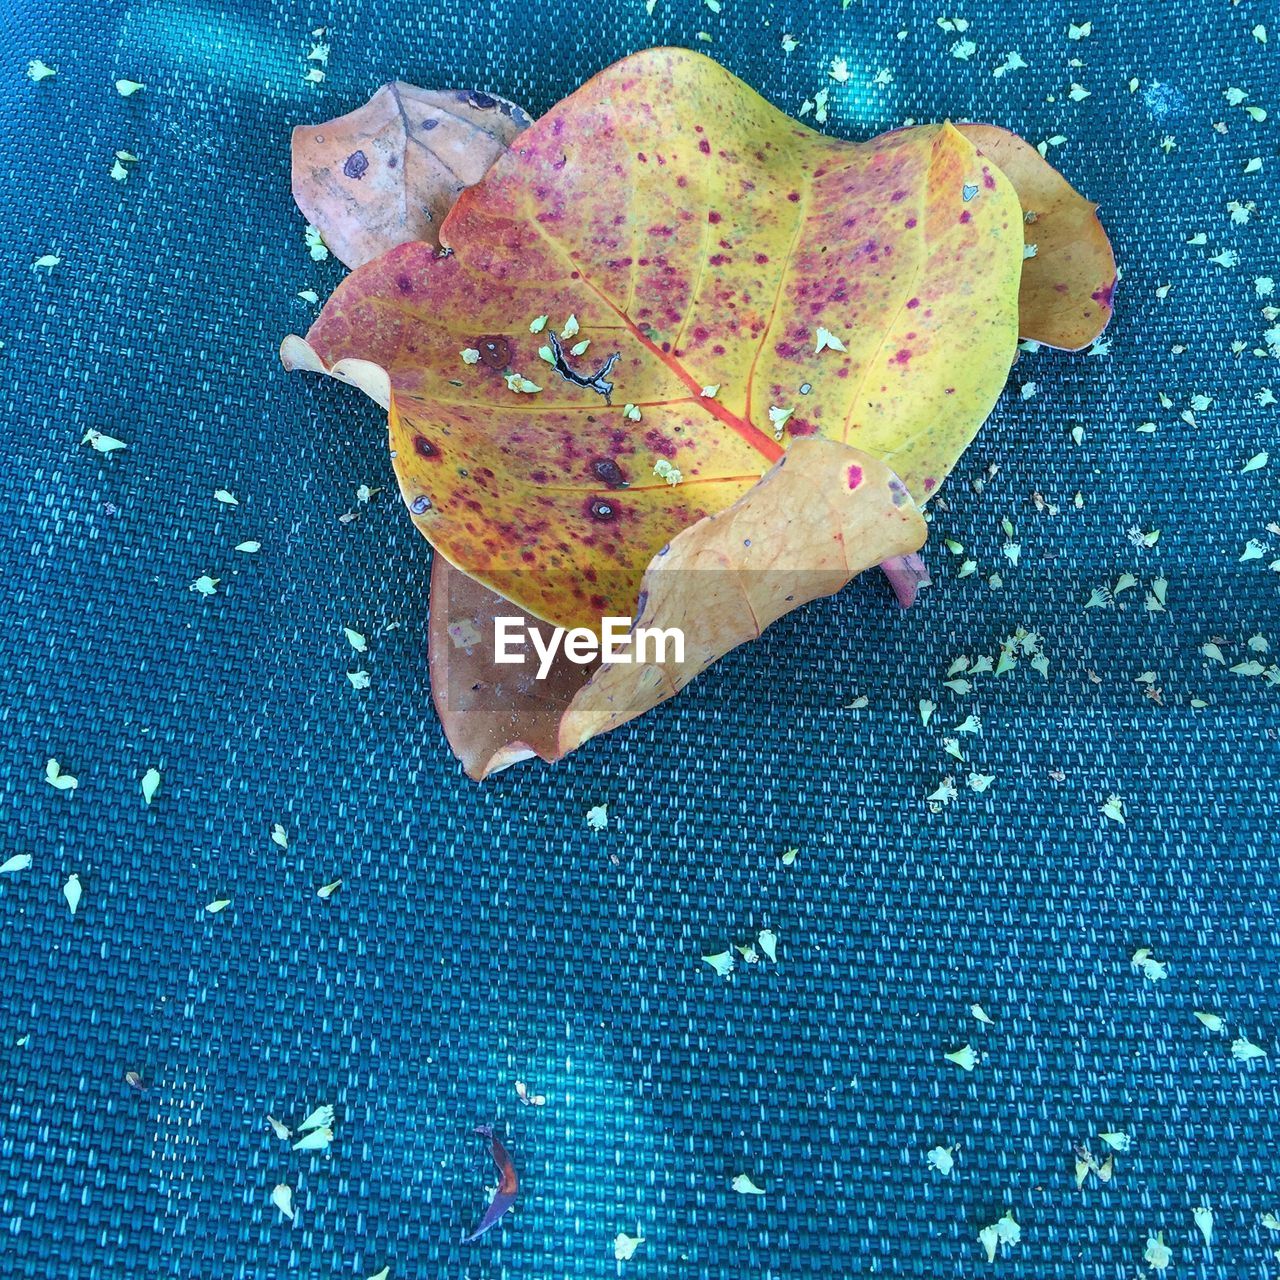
[291,83,532,269]
[463,1124,518,1242]
[427,439,924,776]
[958,124,1116,349]
[284,48,1023,626]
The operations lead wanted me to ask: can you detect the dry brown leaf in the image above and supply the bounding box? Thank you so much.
[957,124,1116,350]
[292,83,531,269]
[430,438,925,777]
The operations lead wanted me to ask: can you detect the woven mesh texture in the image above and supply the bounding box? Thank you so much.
[2,0,1278,1276]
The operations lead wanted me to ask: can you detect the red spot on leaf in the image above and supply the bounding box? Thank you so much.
[847,464,863,490]
[699,138,711,155]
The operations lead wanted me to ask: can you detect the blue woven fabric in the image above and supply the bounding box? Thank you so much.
[3,1,1278,1276]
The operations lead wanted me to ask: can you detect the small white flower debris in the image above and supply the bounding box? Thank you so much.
[968,772,996,793]
[205,898,231,914]
[32,254,61,271]
[1193,1204,1213,1246]
[653,458,682,486]
[731,1174,765,1195]
[1100,794,1126,825]
[585,804,608,831]
[514,1080,546,1106]
[814,326,846,354]
[235,541,261,553]
[316,879,341,900]
[927,1145,956,1175]
[781,32,798,52]
[1244,452,1270,474]
[28,60,57,81]
[970,1004,994,1025]
[1194,1011,1224,1032]
[1131,947,1168,981]
[366,1269,390,1280]
[304,224,328,260]
[700,383,720,398]
[63,873,83,915]
[919,698,936,726]
[0,854,32,875]
[1232,1036,1267,1062]
[768,404,794,437]
[347,670,371,689]
[1068,21,1092,39]
[757,929,778,962]
[46,759,78,791]
[293,1126,333,1151]
[781,847,798,866]
[271,1183,295,1221]
[298,1104,334,1132]
[213,489,238,506]
[979,1211,1021,1262]
[928,777,958,805]
[1144,1231,1171,1271]
[270,823,288,850]
[82,429,128,453]
[561,314,579,339]
[614,1230,644,1260]
[110,159,130,182]
[115,79,145,96]
[537,344,555,364]
[1262,1211,1280,1230]
[504,372,542,394]
[570,339,590,356]
[343,627,367,653]
[190,575,219,597]
[141,767,161,805]
[266,1114,292,1140]
[529,314,548,333]
[304,68,325,84]
[945,1044,977,1072]
[299,1100,335,1131]
[623,403,642,421]
[1099,1131,1131,1153]
[703,950,734,977]
[461,348,480,364]
[951,39,977,61]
